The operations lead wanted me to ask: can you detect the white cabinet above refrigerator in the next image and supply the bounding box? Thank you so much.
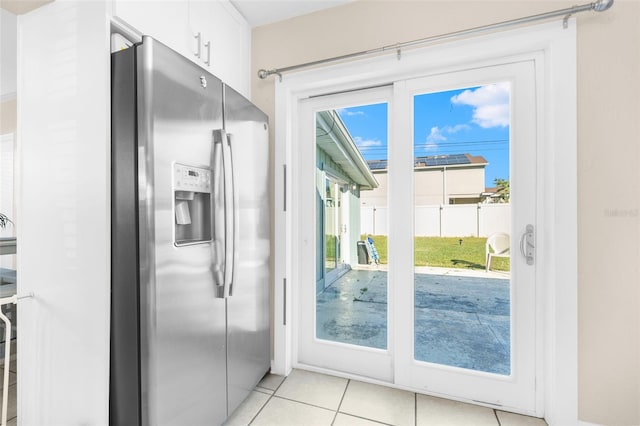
[111,0,251,97]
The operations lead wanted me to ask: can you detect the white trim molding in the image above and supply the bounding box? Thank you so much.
[273,19,577,425]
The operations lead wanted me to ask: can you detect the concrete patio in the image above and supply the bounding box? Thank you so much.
[316,266,511,375]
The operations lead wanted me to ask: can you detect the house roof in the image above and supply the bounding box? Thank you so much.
[368,153,488,171]
[316,110,379,190]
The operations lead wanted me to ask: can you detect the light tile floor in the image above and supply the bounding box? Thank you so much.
[225,369,548,426]
[0,356,545,426]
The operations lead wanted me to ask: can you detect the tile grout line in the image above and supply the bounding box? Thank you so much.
[493,408,502,426]
[253,386,273,395]
[248,374,288,425]
[270,394,344,413]
[331,378,350,425]
[247,391,273,425]
[330,379,396,426]
[253,373,350,421]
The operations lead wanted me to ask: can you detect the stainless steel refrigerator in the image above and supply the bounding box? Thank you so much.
[110,36,270,426]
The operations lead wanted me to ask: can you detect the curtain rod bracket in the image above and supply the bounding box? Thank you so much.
[258,69,282,81]
[563,13,572,29]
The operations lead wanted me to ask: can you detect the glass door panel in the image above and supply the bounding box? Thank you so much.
[315,104,388,350]
[394,61,538,413]
[412,83,511,375]
[297,87,394,381]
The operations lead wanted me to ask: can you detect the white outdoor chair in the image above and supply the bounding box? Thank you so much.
[486,233,510,272]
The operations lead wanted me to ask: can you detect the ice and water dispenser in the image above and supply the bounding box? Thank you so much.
[173,163,212,246]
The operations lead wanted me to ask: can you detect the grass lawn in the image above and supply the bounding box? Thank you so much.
[362,235,510,271]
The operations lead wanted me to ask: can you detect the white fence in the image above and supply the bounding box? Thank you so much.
[361,203,510,237]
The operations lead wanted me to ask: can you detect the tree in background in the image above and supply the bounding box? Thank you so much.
[494,178,510,203]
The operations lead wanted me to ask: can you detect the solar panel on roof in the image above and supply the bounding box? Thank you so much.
[417,154,470,167]
[367,154,475,171]
[368,160,388,170]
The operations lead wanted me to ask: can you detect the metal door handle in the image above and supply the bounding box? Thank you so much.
[520,224,535,265]
[212,129,235,298]
[226,133,239,296]
[194,32,202,58]
[204,41,211,66]
[212,130,226,297]
[220,130,235,298]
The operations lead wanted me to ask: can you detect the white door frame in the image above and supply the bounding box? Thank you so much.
[273,20,577,425]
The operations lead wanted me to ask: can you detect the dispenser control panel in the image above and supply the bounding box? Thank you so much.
[174,163,211,193]
[173,163,212,246]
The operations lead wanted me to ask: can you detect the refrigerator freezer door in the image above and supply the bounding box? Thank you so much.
[223,85,271,416]
[137,37,227,426]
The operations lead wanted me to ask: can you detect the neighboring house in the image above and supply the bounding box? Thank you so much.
[315,110,378,292]
[361,154,510,237]
[361,153,489,208]
[481,186,509,203]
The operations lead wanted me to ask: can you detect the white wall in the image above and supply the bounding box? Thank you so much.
[361,166,487,207]
[18,2,111,423]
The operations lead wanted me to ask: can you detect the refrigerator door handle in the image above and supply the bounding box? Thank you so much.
[226,133,239,296]
[212,129,228,297]
[220,129,235,298]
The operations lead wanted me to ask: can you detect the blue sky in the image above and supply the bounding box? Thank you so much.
[336,83,510,188]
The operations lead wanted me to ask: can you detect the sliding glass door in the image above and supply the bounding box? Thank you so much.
[295,59,539,413]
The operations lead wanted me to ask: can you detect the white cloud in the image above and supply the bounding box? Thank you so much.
[445,124,471,133]
[450,82,510,128]
[354,136,382,150]
[424,124,470,150]
[337,108,365,117]
[426,127,446,149]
